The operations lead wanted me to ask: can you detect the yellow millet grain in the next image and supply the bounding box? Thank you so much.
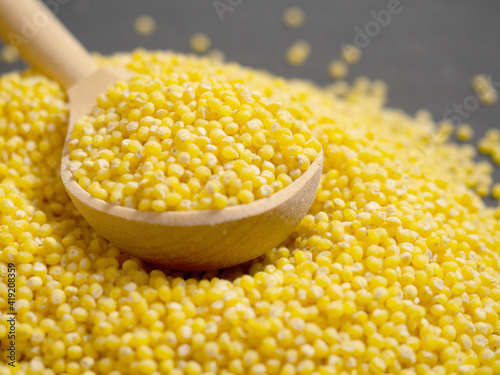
[0,44,19,65]
[328,59,348,80]
[341,44,361,65]
[286,40,311,67]
[68,73,321,211]
[456,123,474,142]
[283,6,305,28]
[1,50,500,375]
[133,15,156,37]
[478,128,500,165]
[207,49,226,63]
[492,183,500,201]
[472,74,498,106]
[190,33,211,54]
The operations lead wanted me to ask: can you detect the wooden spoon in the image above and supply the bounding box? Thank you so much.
[0,0,323,270]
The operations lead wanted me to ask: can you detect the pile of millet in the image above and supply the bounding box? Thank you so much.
[0,50,499,375]
[68,73,321,212]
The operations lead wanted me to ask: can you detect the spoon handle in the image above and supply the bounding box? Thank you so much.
[0,0,97,89]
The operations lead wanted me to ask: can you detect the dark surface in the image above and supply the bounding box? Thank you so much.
[1,0,499,204]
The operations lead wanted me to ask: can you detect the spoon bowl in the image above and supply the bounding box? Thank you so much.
[62,148,322,271]
[62,68,323,270]
[0,0,323,270]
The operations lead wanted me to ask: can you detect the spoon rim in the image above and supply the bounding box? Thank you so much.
[61,151,323,227]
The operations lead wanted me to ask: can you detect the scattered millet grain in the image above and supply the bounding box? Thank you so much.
[190,33,211,54]
[283,6,305,28]
[478,128,500,165]
[492,183,500,200]
[285,40,311,67]
[133,15,156,37]
[472,74,498,106]
[328,59,348,80]
[207,49,225,63]
[0,44,19,65]
[456,123,474,142]
[1,50,500,375]
[472,74,490,91]
[341,44,361,65]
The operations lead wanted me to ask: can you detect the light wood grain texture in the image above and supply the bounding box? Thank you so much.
[0,0,98,88]
[0,0,324,270]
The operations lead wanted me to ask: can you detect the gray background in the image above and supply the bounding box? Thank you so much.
[1,0,499,205]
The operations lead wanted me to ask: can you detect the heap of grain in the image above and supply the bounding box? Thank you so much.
[0,50,499,375]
